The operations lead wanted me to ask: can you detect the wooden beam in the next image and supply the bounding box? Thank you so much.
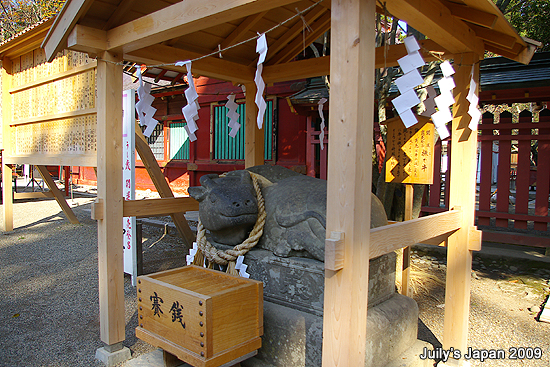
[322,0,375,366]
[123,197,200,218]
[42,0,95,61]
[444,1,498,29]
[96,51,125,346]
[125,44,255,84]
[134,121,196,247]
[375,39,452,69]
[2,154,97,168]
[263,56,330,83]
[384,0,484,55]
[369,209,461,259]
[67,24,107,56]
[402,184,414,297]
[325,231,345,271]
[468,24,517,50]
[14,191,54,200]
[106,0,303,54]
[484,39,538,65]
[218,11,268,51]
[268,12,331,65]
[35,165,79,225]
[263,39,452,84]
[244,82,264,168]
[2,57,13,232]
[443,52,481,357]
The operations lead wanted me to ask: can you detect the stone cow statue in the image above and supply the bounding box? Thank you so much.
[188,165,388,262]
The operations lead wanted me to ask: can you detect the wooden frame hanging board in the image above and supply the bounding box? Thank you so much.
[384,115,436,184]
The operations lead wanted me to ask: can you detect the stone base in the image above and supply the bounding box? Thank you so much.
[241,294,419,367]
[383,340,433,367]
[95,346,132,367]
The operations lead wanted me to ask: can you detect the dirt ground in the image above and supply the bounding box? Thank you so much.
[0,197,549,367]
[408,248,550,367]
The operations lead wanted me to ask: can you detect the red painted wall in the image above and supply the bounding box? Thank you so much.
[72,77,308,194]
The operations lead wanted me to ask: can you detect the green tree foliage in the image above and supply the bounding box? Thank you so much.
[0,0,65,42]
[494,0,550,51]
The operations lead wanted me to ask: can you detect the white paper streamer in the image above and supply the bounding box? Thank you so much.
[255,34,268,129]
[176,61,199,142]
[467,66,482,131]
[186,242,198,265]
[392,35,425,128]
[135,68,159,137]
[235,255,250,278]
[226,94,241,137]
[318,98,327,150]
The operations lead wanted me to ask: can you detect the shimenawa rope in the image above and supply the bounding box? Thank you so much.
[192,172,267,276]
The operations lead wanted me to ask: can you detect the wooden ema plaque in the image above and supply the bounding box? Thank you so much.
[385,116,435,184]
[136,265,263,367]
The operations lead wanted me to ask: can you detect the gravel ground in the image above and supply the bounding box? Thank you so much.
[0,194,549,367]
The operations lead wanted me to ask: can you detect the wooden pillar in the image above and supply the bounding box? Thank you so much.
[244,82,264,168]
[322,0,375,366]
[96,51,125,346]
[443,52,481,359]
[2,57,13,232]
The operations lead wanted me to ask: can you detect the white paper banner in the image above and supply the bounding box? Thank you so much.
[467,66,482,131]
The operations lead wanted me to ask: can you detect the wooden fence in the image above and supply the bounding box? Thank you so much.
[422,108,550,248]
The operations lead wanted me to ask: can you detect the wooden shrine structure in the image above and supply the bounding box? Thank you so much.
[1,0,538,366]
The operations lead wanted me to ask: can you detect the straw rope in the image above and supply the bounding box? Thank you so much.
[192,172,266,276]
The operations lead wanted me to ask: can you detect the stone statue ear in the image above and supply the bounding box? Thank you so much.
[199,174,219,189]
[188,186,207,202]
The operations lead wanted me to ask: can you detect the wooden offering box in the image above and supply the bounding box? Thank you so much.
[136,265,263,367]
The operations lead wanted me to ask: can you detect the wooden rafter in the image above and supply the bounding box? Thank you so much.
[105,0,304,54]
[42,0,95,61]
[469,24,517,50]
[268,11,331,65]
[125,44,255,84]
[444,1,498,29]
[217,11,268,52]
[263,6,327,65]
[102,0,137,30]
[384,0,484,55]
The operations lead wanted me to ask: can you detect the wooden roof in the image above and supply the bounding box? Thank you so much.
[40,0,539,86]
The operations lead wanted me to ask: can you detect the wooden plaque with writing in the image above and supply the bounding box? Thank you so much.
[385,116,435,184]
